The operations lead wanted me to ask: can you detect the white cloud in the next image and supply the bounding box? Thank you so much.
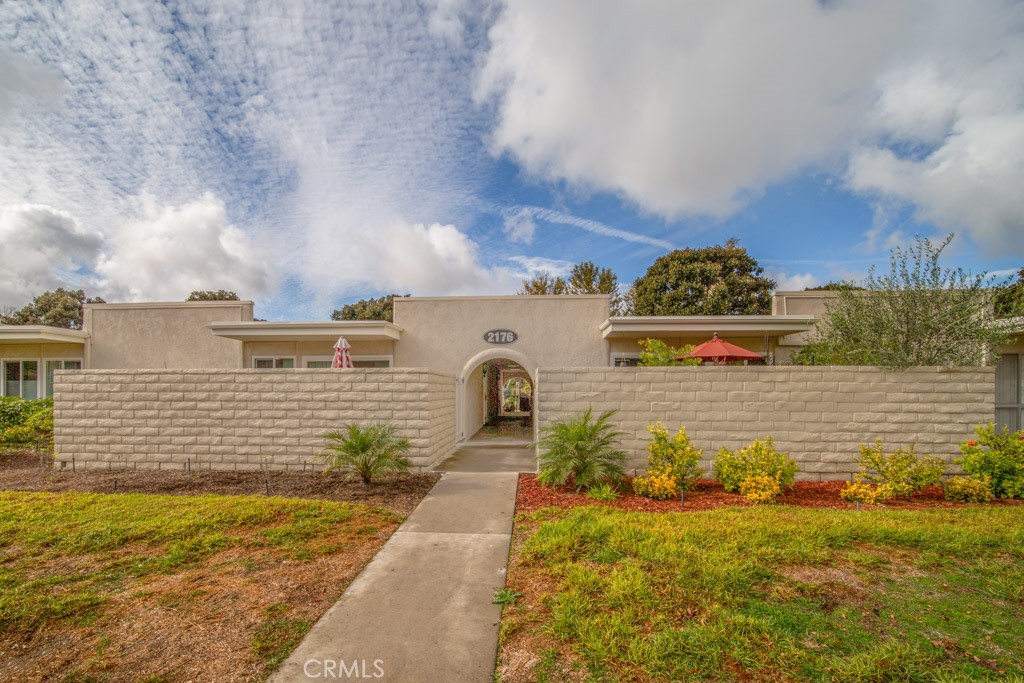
[0,204,103,306]
[0,47,65,120]
[506,255,573,278]
[502,207,536,244]
[96,193,271,302]
[768,271,819,293]
[503,205,674,250]
[477,0,1024,251]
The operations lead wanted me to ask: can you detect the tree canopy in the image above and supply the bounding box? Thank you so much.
[994,268,1024,318]
[187,290,239,301]
[519,261,622,311]
[0,288,105,330]
[627,239,775,316]
[331,294,409,322]
[796,234,1008,368]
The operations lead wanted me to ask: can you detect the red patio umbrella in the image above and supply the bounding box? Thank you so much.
[331,336,354,369]
[680,333,764,365]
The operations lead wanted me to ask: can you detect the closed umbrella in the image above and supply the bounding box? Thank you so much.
[331,336,354,369]
[680,333,764,365]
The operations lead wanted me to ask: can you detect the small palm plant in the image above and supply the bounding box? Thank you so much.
[320,422,412,484]
[537,408,627,491]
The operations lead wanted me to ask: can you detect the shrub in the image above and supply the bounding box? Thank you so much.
[957,424,1024,499]
[644,422,703,491]
[637,339,702,367]
[739,475,781,504]
[319,422,412,484]
[1,425,35,444]
[840,477,894,505]
[856,440,945,497]
[713,437,798,493]
[537,408,627,491]
[0,397,51,431]
[25,407,54,444]
[631,467,679,500]
[586,482,620,502]
[943,475,993,503]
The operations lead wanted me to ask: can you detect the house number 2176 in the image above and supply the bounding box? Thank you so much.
[483,329,518,344]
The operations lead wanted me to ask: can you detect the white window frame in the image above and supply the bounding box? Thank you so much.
[252,356,296,369]
[609,352,641,367]
[2,358,42,399]
[42,357,83,398]
[302,355,394,368]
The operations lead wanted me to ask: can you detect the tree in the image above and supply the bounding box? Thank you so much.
[331,294,409,322]
[0,288,105,330]
[628,239,775,316]
[798,234,1009,368]
[519,261,622,311]
[519,273,567,295]
[636,339,701,366]
[187,290,239,301]
[804,282,863,291]
[994,268,1024,318]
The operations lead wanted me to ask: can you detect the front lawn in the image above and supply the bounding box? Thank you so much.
[0,491,401,681]
[497,506,1024,682]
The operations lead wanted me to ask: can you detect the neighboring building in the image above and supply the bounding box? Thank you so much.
[0,291,1013,437]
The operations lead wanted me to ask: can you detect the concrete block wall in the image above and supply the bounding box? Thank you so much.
[537,366,994,481]
[53,369,457,471]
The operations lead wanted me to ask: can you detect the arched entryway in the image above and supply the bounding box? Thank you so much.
[457,349,535,444]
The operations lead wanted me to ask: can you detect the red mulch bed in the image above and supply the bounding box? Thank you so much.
[516,474,1024,514]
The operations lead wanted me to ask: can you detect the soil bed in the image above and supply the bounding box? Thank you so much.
[0,451,438,516]
[516,473,1024,514]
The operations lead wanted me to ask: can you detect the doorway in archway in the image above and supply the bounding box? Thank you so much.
[464,358,533,442]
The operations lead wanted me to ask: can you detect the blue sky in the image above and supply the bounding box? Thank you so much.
[1,0,1023,320]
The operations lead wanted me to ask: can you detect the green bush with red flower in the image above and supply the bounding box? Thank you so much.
[957,423,1024,499]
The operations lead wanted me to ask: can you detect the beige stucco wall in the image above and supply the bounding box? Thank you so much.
[52,368,456,471]
[537,366,994,480]
[463,364,485,439]
[85,301,253,369]
[393,295,611,377]
[243,340,396,367]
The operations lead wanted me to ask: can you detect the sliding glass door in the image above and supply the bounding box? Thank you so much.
[2,360,39,399]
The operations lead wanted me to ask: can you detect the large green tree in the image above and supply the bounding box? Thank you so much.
[0,288,105,330]
[187,290,239,301]
[797,234,1009,368]
[331,294,409,322]
[994,268,1024,318]
[519,261,621,311]
[628,239,775,315]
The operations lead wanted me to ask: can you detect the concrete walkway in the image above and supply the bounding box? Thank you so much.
[270,472,519,682]
[434,442,536,473]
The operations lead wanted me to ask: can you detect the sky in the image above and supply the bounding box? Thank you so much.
[1,0,1023,321]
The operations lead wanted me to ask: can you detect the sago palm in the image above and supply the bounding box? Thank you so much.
[320,422,412,484]
[537,408,627,491]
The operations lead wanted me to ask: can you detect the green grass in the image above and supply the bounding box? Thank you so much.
[0,491,399,633]
[500,505,1024,682]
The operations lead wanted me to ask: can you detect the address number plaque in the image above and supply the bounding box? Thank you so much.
[483,329,518,345]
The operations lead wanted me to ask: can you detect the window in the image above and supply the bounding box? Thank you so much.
[254,357,294,369]
[44,359,82,397]
[995,353,1022,432]
[304,356,392,369]
[611,354,640,367]
[2,360,39,399]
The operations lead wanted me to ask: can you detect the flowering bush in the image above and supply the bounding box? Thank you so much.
[855,440,945,497]
[644,422,703,492]
[739,474,781,504]
[943,475,993,503]
[840,477,894,505]
[957,424,1024,499]
[632,467,679,500]
[713,437,798,493]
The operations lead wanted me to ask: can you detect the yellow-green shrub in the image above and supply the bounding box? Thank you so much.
[644,422,703,492]
[840,477,894,505]
[856,440,945,497]
[739,475,781,504]
[943,475,992,503]
[1,425,35,444]
[632,466,678,500]
[713,437,798,493]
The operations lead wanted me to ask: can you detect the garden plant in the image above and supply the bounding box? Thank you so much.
[537,408,627,491]
[632,422,703,499]
[957,423,1024,498]
[713,436,798,502]
[854,440,945,497]
[320,422,412,484]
